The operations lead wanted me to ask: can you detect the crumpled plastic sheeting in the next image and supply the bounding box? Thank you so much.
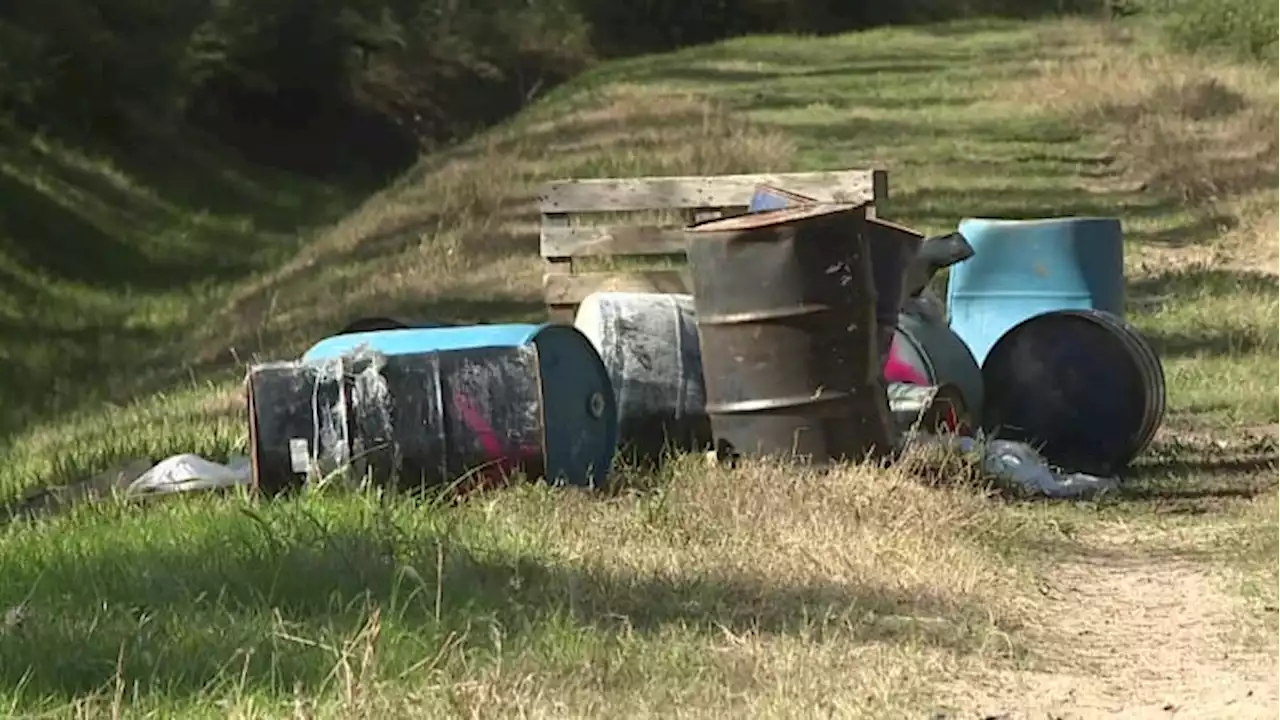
[906,433,1119,499]
[127,454,251,495]
[3,454,253,523]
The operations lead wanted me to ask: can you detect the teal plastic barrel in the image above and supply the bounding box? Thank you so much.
[946,217,1124,365]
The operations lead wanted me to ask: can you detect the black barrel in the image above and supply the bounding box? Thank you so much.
[684,203,895,463]
[980,309,1166,475]
[247,345,549,495]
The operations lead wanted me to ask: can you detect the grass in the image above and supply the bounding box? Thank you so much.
[0,14,1276,718]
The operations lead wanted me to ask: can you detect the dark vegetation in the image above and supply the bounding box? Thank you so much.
[0,0,1124,183]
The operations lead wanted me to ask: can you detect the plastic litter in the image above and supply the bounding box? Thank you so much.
[906,433,1119,499]
[127,454,251,495]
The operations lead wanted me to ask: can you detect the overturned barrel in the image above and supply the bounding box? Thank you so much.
[886,311,985,423]
[248,324,618,495]
[947,216,1126,365]
[574,292,711,464]
[684,203,894,463]
[886,382,970,436]
[980,309,1165,475]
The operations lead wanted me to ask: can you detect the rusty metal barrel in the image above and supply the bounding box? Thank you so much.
[683,203,895,463]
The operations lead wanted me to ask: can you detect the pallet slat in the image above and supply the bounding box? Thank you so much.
[543,270,691,307]
[539,170,886,214]
[541,224,689,259]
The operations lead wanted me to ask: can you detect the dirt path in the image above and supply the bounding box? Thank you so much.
[945,529,1278,719]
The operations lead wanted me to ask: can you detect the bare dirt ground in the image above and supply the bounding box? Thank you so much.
[948,530,1276,719]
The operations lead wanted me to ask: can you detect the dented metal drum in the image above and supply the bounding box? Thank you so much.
[746,185,923,363]
[248,324,618,494]
[685,203,894,463]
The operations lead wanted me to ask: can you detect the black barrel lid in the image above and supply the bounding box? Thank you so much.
[980,310,1164,476]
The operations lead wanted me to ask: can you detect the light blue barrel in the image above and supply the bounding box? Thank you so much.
[301,323,618,488]
[946,217,1125,365]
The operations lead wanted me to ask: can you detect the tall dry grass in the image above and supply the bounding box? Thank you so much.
[1014,21,1278,272]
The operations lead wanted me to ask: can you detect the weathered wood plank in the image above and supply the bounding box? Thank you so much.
[539,169,887,213]
[543,270,691,307]
[542,212,574,278]
[541,224,688,259]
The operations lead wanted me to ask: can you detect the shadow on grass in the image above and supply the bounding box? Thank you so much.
[1117,430,1278,508]
[0,121,370,437]
[0,172,184,290]
[1129,267,1280,300]
[1143,327,1276,358]
[1127,212,1236,247]
[0,498,992,706]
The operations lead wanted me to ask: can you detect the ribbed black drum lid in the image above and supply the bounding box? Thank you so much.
[980,309,1166,476]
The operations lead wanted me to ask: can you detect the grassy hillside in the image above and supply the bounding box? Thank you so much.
[0,125,363,437]
[0,15,1275,718]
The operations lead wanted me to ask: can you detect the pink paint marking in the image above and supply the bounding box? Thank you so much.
[452,392,540,485]
[883,336,966,434]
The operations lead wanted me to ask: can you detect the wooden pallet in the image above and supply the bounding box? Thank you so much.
[538,169,888,322]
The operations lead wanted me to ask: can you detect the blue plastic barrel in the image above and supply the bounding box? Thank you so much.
[296,323,618,489]
[946,217,1125,365]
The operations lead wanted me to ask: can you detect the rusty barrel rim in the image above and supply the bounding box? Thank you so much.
[980,309,1165,474]
[686,202,866,234]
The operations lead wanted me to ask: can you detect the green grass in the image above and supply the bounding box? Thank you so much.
[0,15,1276,718]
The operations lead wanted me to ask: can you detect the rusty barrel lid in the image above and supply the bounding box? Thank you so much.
[687,202,866,235]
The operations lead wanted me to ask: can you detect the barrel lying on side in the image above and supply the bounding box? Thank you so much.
[248,323,618,494]
[980,309,1165,475]
[684,203,894,463]
[573,292,711,464]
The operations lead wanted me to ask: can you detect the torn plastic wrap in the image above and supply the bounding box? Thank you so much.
[887,382,970,436]
[292,323,619,491]
[574,291,711,464]
[247,345,551,495]
[906,433,1120,499]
